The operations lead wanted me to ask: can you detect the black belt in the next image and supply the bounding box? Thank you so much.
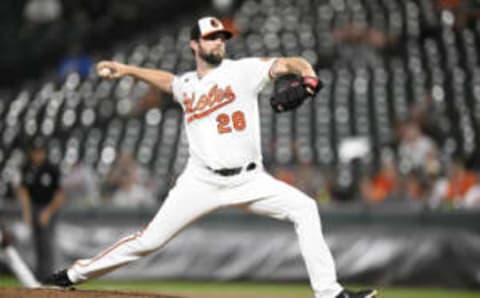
[208,162,257,176]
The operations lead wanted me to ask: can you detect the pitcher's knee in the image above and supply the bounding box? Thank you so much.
[301,197,319,214]
[132,233,160,256]
[289,197,319,220]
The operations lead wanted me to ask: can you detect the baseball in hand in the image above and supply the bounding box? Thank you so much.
[99,67,112,77]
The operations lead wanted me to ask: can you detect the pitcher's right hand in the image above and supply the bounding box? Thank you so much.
[96,61,131,79]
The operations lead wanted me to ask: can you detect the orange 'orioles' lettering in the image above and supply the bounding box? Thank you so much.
[182,85,236,123]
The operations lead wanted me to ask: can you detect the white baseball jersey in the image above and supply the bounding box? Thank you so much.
[171,58,276,170]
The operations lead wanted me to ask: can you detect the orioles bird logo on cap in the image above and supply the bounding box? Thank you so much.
[210,19,220,28]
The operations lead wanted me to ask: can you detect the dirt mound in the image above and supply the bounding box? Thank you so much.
[0,288,181,298]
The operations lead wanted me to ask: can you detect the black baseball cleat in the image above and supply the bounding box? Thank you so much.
[336,289,377,298]
[42,269,74,288]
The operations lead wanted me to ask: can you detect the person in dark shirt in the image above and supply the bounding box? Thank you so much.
[16,138,65,278]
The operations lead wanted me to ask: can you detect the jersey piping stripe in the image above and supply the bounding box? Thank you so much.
[72,229,145,268]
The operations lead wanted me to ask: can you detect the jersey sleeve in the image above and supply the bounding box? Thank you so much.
[170,75,183,103]
[239,57,277,93]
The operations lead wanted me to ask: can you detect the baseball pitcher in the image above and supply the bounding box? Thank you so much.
[44,17,376,298]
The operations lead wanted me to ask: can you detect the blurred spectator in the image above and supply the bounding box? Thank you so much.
[272,165,295,186]
[106,153,156,208]
[427,175,449,209]
[360,158,399,204]
[445,158,477,205]
[323,167,356,203]
[16,137,65,277]
[294,162,324,199]
[462,184,480,208]
[426,158,479,209]
[404,169,434,203]
[408,90,448,145]
[397,121,439,174]
[272,162,325,200]
[61,162,100,208]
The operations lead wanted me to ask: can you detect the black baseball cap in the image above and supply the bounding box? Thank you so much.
[190,16,233,41]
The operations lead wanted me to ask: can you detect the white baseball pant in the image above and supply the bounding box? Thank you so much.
[67,161,343,298]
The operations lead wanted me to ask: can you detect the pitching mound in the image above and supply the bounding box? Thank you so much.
[0,288,181,298]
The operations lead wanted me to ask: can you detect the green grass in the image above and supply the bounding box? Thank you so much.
[1,275,480,297]
[80,279,311,296]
